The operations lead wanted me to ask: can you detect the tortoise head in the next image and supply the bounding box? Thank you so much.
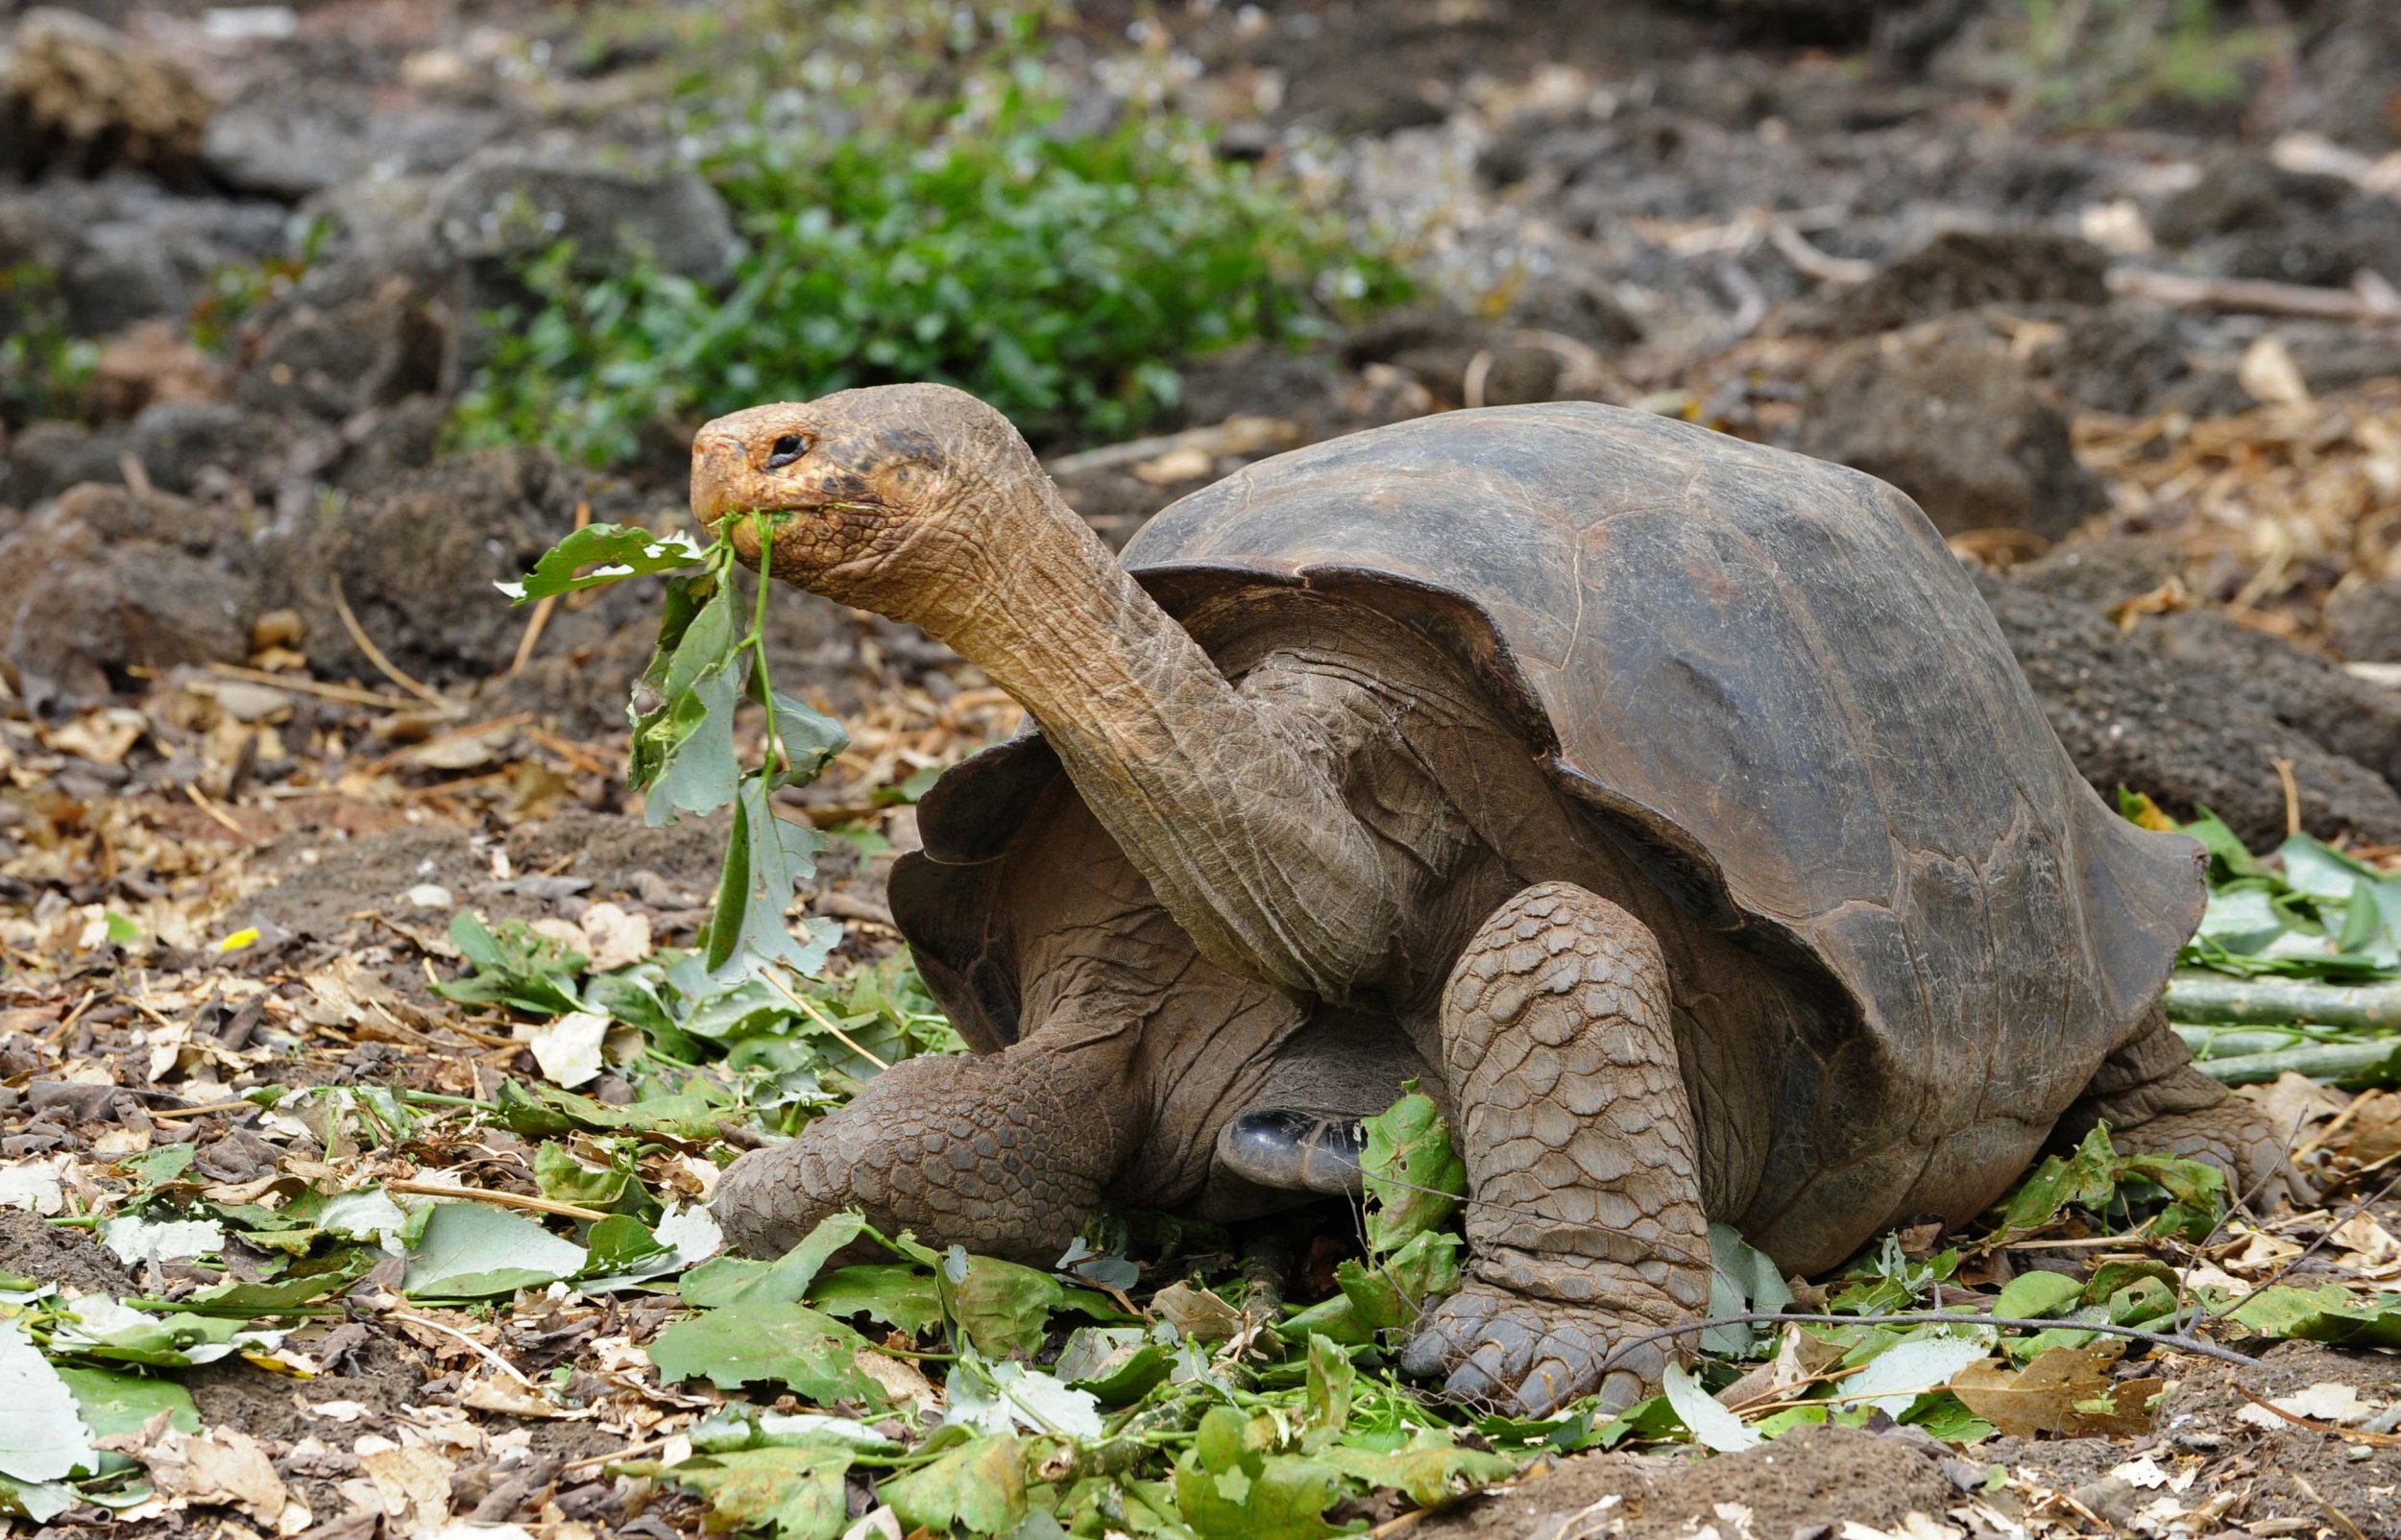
[690,382,1050,628]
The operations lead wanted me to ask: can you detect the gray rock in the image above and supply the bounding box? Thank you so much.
[204,84,510,201]
[1798,320,2105,539]
[1977,570,2401,847]
[128,402,288,495]
[2281,0,2401,152]
[1815,229,2111,337]
[232,278,445,422]
[0,420,133,509]
[0,497,255,711]
[431,143,739,284]
[2017,540,2401,786]
[0,180,288,335]
[2329,579,2401,664]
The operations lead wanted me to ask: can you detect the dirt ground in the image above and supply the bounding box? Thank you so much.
[9,1,2401,1537]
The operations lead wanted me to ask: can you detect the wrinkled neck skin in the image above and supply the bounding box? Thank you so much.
[888,474,1398,1006]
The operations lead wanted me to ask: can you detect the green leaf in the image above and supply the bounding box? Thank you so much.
[882,1432,1027,1536]
[1702,1222,1794,1355]
[182,1249,376,1312]
[1054,1327,1173,1405]
[686,1214,866,1309]
[504,523,708,603]
[1661,1362,1761,1452]
[1360,1090,1465,1258]
[942,1252,1067,1359]
[648,1302,887,1402]
[808,1264,947,1335]
[1299,1335,1354,1452]
[54,1365,199,1440]
[1322,1437,1518,1507]
[1993,1270,2085,1321]
[2225,1284,2401,1349]
[698,777,834,978]
[1175,1408,1353,1540]
[630,579,744,826]
[0,1324,95,1482]
[533,1141,632,1210]
[662,1445,854,1540]
[757,685,850,793]
[433,912,588,1016]
[401,1203,588,1299]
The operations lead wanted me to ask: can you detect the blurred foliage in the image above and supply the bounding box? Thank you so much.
[0,265,97,429]
[1994,0,2285,125]
[452,1,1409,467]
[188,219,331,354]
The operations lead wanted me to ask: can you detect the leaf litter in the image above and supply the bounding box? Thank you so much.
[2,516,2401,1540]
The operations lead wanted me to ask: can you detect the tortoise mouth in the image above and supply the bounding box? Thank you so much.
[1215,1110,1368,1197]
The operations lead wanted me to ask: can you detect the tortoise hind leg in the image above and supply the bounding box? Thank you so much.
[2052,1008,2313,1212]
[1399,881,1711,1416]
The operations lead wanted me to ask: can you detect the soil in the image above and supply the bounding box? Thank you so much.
[0,1211,138,1295]
[1417,1425,1971,1539]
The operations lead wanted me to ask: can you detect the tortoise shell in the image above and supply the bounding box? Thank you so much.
[890,403,2206,1215]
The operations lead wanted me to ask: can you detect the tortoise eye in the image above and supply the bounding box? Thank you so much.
[764,434,811,469]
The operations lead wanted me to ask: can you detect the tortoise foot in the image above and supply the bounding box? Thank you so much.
[1398,1283,1670,1417]
[2115,1098,2316,1214]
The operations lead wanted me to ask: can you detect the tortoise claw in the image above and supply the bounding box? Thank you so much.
[1401,1283,1668,1418]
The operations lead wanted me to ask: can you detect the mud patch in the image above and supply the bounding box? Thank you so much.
[0,1209,140,1294]
[1415,1425,1969,1539]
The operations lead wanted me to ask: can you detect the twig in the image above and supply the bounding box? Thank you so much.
[758,970,890,1071]
[327,572,455,710]
[2292,1472,2370,1540]
[2235,1386,2401,1448]
[387,1179,610,1223]
[183,782,246,836]
[1594,1310,2257,1375]
[2272,758,2301,840]
[386,1311,534,1387]
[511,500,592,676]
[203,662,416,710]
[561,1432,682,1474]
[150,1098,257,1121]
[524,725,617,778]
[2108,266,2401,321]
[2203,1167,2401,1323]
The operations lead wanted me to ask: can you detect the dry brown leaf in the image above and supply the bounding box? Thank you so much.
[1152,1280,1244,1342]
[1950,1346,2161,1438]
[854,1347,939,1411]
[356,1441,455,1531]
[104,1419,293,1527]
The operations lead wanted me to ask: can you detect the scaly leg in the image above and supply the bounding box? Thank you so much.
[1399,881,1711,1415]
[2052,1007,2313,1212]
[713,1027,1140,1263]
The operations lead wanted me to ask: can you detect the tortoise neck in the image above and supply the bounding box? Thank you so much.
[934,480,1217,733]
[922,477,1396,1003]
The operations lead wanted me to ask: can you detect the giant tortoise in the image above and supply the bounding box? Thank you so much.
[690,384,2294,1414]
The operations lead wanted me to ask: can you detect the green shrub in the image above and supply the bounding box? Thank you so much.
[0,265,97,428]
[450,84,1410,468]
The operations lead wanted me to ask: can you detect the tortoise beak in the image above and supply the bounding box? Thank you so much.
[689,426,748,534]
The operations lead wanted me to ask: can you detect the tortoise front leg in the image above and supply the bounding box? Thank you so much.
[1399,882,1711,1416]
[713,1029,1142,1264]
[2052,1008,2313,1212]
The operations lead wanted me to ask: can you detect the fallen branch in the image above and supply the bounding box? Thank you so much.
[2184,1040,2401,1086]
[2165,972,2401,1032]
[327,572,460,712]
[2108,267,2401,322]
[386,1178,610,1223]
